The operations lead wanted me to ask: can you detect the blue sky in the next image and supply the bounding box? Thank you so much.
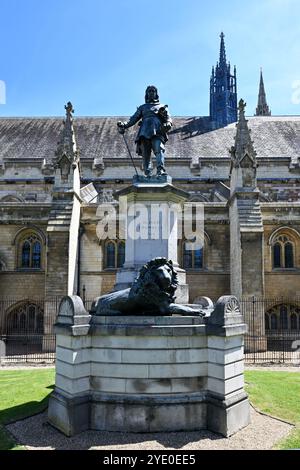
[0,0,299,117]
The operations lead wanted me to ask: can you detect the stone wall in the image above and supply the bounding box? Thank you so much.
[0,272,45,298]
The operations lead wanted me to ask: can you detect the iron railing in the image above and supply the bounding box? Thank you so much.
[0,296,299,364]
[241,296,300,364]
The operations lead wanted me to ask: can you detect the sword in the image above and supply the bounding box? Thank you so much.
[117,123,139,176]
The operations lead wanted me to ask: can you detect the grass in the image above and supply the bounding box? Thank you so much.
[0,368,299,450]
[0,368,55,450]
[245,370,300,449]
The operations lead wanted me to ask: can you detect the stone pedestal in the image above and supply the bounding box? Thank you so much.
[114,176,189,303]
[48,295,250,437]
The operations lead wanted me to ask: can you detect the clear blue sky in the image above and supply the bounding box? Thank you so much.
[0,0,299,117]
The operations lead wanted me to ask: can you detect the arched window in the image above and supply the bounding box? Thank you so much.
[285,242,294,268]
[182,241,204,270]
[291,314,298,330]
[271,314,277,330]
[271,233,296,269]
[265,304,300,331]
[22,241,31,268]
[280,306,288,329]
[19,313,26,332]
[273,243,281,268]
[106,242,116,268]
[104,240,126,269]
[6,302,44,334]
[18,232,43,269]
[117,242,125,268]
[32,242,41,268]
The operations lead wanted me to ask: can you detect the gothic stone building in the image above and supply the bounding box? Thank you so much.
[1,34,300,341]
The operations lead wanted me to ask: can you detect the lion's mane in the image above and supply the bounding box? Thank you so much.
[129,258,178,311]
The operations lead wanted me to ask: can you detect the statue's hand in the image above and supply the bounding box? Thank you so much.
[117,121,126,134]
[163,122,172,132]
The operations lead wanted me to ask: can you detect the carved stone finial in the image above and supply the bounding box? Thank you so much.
[54,101,79,180]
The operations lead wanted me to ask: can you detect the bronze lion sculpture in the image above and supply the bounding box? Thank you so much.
[91,257,212,316]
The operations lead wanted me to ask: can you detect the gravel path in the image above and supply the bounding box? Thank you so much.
[6,407,292,450]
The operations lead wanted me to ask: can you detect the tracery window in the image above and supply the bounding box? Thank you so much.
[265,304,300,331]
[272,235,295,269]
[182,240,204,269]
[6,302,44,334]
[104,240,125,269]
[19,234,42,269]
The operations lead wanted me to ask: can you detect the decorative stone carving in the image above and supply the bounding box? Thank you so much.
[92,156,104,175]
[208,295,243,326]
[225,297,240,315]
[99,188,117,204]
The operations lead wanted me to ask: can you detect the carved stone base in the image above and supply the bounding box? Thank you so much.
[48,296,250,437]
[133,174,172,185]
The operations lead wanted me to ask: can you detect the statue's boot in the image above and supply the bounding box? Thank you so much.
[143,153,152,177]
[155,151,167,176]
[145,168,153,178]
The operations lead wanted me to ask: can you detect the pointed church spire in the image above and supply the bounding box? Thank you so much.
[210,33,237,128]
[219,32,226,65]
[255,69,271,116]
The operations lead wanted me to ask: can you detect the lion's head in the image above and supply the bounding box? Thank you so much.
[129,258,178,314]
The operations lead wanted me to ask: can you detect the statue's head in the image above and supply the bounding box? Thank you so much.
[145,85,159,104]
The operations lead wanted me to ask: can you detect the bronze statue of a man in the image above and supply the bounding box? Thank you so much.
[117,86,172,177]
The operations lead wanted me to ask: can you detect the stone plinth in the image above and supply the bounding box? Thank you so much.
[114,179,189,303]
[48,295,250,437]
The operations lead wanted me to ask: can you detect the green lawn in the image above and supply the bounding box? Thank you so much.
[0,368,55,450]
[245,370,300,449]
[0,368,299,450]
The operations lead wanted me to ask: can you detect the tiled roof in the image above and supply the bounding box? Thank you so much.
[0,115,300,162]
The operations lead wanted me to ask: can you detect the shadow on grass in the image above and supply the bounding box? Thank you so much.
[0,385,54,425]
[0,385,54,450]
